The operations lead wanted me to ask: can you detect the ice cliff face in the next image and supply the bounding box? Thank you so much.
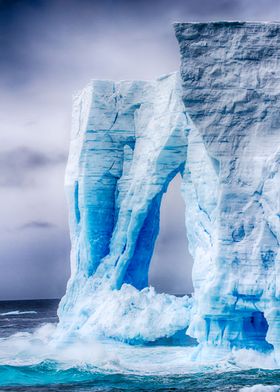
[58,74,192,343]
[175,22,280,355]
[59,22,280,358]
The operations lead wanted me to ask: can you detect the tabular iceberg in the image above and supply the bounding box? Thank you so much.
[175,22,280,357]
[58,22,280,360]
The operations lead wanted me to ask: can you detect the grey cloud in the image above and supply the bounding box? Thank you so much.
[1,0,280,299]
[0,227,70,299]
[18,221,56,230]
[170,0,240,17]
[24,120,37,127]
[0,147,66,187]
[0,147,66,168]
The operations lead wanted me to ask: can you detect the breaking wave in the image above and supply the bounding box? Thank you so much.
[0,310,37,316]
[240,386,280,392]
[0,323,280,390]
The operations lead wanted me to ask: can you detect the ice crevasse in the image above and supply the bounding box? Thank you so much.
[58,22,280,358]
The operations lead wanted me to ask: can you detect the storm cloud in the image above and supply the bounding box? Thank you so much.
[18,220,56,230]
[1,0,279,299]
[0,147,66,187]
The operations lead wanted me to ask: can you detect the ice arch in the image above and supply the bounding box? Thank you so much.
[149,173,193,295]
[57,73,193,343]
[58,22,280,359]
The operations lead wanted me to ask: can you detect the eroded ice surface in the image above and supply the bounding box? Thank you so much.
[58,22,280,362]
[58,73,193,343]
[175,22,280,356]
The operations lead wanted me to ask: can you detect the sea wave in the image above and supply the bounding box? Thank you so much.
[0,361,279,391]
[0,310,37,316]
[240,385,280,391]
[0,324,280,390]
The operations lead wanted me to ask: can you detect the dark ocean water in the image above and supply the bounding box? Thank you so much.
[0,300,280,391]
[0,299,59,338]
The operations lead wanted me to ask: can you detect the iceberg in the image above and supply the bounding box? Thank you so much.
[57,73,193,343]
[175,22,280,356]
[58,22,280,361]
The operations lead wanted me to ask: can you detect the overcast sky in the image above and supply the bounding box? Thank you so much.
[1,0,280,300]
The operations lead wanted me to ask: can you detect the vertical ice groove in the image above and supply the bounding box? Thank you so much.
[57,73,193,343]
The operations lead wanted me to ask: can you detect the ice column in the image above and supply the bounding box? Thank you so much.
[175,22,280,353]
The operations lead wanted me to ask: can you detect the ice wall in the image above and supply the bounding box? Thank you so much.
[175,22,280,354]
[59,22,280,358]
[58,73,192,342]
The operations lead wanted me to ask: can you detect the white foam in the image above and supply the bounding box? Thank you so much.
[0,311,37,316]
[0,324,279,374]
[57,284,191,343]
[240,385,280,392]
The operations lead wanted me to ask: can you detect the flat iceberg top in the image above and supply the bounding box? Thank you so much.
[174,21,280,27]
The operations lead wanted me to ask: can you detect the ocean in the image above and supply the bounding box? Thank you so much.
[0,299,279,391]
